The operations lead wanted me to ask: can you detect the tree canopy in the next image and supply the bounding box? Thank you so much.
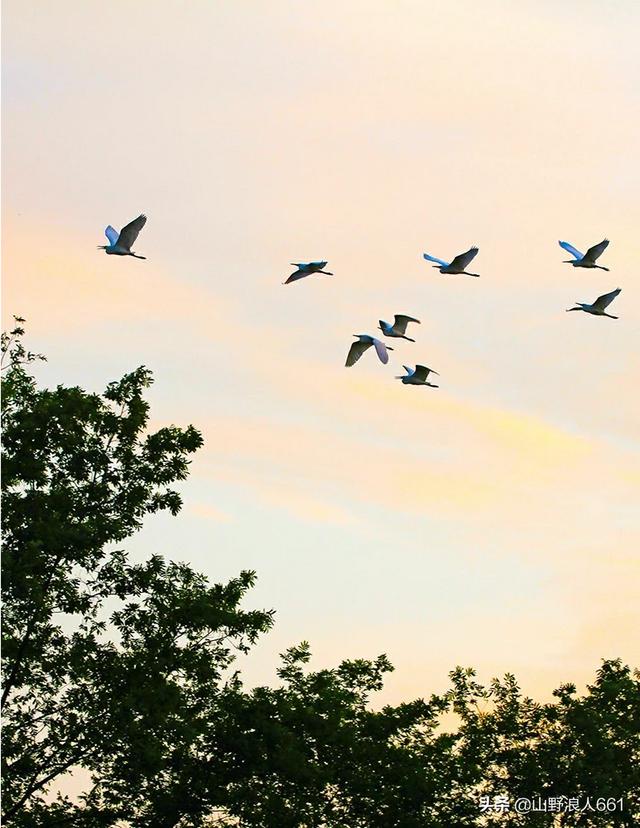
[2,321,639,827]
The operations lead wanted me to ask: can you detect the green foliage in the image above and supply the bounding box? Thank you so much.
[1,321,272,825]
[2,322,639,827]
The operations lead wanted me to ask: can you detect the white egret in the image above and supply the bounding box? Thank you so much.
[285,261,333,284]
[559,239,609,270]
[396,364,439,387]
[98,214,147,258]
[566,287,621,319]
[345,335,393,367]
[423,246,480,277]
[378,314,420,341]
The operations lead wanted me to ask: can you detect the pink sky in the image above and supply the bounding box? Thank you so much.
[3,0,639,704]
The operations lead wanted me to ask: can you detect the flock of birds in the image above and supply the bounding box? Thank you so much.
[100,215,622,390]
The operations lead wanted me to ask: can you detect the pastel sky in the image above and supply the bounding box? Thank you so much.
[3,0,639,705]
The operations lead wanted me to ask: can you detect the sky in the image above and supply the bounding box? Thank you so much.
[2,0,639,706]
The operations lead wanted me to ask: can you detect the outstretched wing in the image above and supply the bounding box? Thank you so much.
[414,364,439,381]
[372,338,390,365]
[558,240,583,260]
[583,239,609,263]
[391,314,419,335]
[423,252,449,267]
[105,225,119,245]
[394,314,420,326]
[117,214,147,251]
[449,247,479,271]
[346,340,370,367]
[592,287,621,311]
[284,269,306,284]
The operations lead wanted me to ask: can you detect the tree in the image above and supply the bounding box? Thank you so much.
[1,319,273,825]
[2,320,639,827]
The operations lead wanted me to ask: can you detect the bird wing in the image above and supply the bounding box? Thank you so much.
[372,338,390,364]
[391,314,419,334]
[394,314,420,326]
[116,214,147,250]
[105,225,119,245]
[583,239,609,263]
[345,340,370,367]
[449,247,479,270]
[423,252,449,267]
[414,364,439,380]
[591,287,621,311]
[284,269,306,284]
[558,240,583,260]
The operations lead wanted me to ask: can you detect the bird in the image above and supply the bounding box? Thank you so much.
[395,364,439,386]
[98,214,147,258]
[284,261,333,284]
[566,287,621,319]
[345,335,393,367]
[558,239,610,270]
[378,314,420,342]
[423,246,480,277]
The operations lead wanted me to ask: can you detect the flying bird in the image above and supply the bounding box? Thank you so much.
[285,261,333,284]
[345,335,393,367]
[379,314,421,342]
[98,214,147,258]
[423,246,480,277]
[558,239,610,270]
[566,287,621,319]
[396,364,439,387]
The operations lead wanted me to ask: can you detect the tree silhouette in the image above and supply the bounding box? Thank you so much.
[2,322,638,827]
